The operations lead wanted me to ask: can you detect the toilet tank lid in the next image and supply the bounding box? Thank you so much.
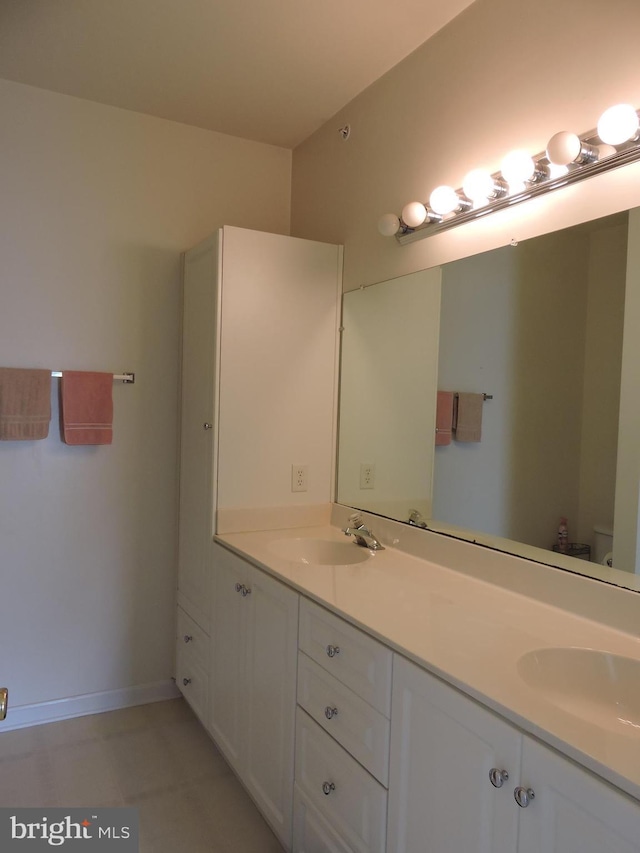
[594,524,614,536]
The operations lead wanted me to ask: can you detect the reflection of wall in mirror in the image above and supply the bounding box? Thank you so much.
[338,268,441,522]
[433,215,627,562]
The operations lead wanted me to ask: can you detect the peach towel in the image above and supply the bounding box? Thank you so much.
[61,371,113,445]
[435,391,454,446]
[0,367,51,440]
[453,392,483,442]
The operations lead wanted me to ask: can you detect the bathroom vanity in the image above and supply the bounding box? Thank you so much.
[177,514,640,852]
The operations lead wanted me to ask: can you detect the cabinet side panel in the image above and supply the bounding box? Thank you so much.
[178,234,219,626]
[217,227,341,512]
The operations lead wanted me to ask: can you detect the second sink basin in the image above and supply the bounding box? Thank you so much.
[517,647,640,735]
[268,537,372,566]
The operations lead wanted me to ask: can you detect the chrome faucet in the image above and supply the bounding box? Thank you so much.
[343,512,385,550]
[407,508,428,528]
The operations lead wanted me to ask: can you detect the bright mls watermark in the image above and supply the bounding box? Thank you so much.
[0,809,138,850]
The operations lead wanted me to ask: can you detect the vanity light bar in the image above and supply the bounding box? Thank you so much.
[379,104,640,246]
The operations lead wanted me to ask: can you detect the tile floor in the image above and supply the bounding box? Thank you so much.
[0,698,284,852]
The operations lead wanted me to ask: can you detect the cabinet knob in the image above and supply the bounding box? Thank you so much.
[326,644,341,658]
[183,634,193,643]
[322,781,336,796]
[182,678,192,687]
[203,422,213,430]
[489,768,509,788]
[235,582,243,593]
[324,706,339,720]
[241,585,252,597]
[514,786,535,808]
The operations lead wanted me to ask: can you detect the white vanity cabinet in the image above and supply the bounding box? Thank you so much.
[293,598,392,853]
[209,543,299,849]
[387,655,640,853]
[517,736,640,853]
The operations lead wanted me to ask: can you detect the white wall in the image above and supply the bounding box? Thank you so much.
[434,229,590,549]
[0,80,291,720]
[577,221,627,548]
[291,0,640,291]
[614,210,640,572]
[337,269,441,520]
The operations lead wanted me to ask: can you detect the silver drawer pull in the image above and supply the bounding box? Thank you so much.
[0,687,7,721]
[183,634,193,643]
[235,582,252,597]
[326,644,341,658]
[489,768,509,788]
[182,677,192,687]
[322,781,336,796]
[324,706,339,720]
[514,786,535,808]
[235,582,243,593]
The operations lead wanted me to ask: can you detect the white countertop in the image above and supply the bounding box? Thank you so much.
[216,522,640,801]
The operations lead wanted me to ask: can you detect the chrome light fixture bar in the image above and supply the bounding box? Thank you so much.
[379,104,640,246]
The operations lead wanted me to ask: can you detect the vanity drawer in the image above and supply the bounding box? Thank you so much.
[297,652,390,786]
[293,784,352,853]
[175,645,208,725]
[299,598,392,716]
[295,708,387,853]
[177,606,209,671]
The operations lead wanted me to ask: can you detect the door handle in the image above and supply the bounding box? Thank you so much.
[0,687,8,721]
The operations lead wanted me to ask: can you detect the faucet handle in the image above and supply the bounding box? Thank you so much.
[348,511,364,528]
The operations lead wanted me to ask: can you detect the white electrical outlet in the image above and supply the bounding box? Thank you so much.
[291,464,308,492]
[360,463,375,490]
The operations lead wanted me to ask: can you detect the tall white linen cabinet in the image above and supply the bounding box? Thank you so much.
[175,226,343,849]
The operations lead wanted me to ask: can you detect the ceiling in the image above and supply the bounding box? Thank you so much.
[0,0,475,149]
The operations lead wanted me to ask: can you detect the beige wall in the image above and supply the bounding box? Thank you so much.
[291,0,640,291]
[0,79,291,722]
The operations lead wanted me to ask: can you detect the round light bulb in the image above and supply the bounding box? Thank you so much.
[597,103,639,145]
[401,201,427,228]
[546,131,582,166]
[501,150,535,185]
[462,169,495,203]
[429,185,460,215]
[377,213,400,237]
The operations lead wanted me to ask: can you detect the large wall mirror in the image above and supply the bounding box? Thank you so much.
[337,207,640,592]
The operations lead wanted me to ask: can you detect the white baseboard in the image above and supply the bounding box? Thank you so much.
[0,680,181,732]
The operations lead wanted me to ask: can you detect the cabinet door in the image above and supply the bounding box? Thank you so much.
[517,736,640,853]
[387,655,521,853]
[208,545,247,772]
[244,564,299,848]
[177,234,219,630]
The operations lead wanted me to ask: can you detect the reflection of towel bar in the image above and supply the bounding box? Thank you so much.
[51,372,135,384]
[454,392,492,401]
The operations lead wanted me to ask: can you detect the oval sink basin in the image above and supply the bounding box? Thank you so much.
[268,537,372,566]
[517,647,640,735]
